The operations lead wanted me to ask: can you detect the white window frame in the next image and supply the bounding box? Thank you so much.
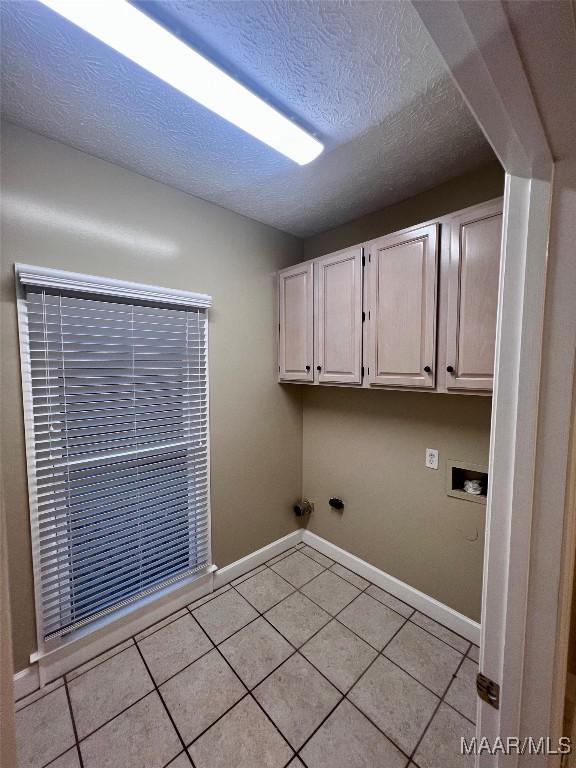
[15,264,214,664]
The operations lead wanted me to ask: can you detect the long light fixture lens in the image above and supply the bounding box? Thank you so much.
[38,0,324,165]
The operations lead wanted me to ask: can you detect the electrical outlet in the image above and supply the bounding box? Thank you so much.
[426,448,439,470]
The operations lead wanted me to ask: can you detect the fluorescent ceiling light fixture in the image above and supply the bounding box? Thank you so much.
[37,0,324,165]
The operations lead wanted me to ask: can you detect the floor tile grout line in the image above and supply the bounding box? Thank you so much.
[60,589,224,689]
[230,565,267,587]
[14,543,468,710]
[134,608,195,644]
[291,610,415,761]
[39,741,79,768]
[35,612,470,756]
[63,641,137,687]
[406,646,472,765]
[263,546,303,569]
[298,545,335,568]
[291,693,347,760]
[378,640,466,702]
[41,743,82,768]
[164,749,194,768]
[266,560,328,592]
[226,577,381,693]
[178,687,252,753]
[191,593,263,645]
[70,689,155,747]
[164,614,253,748]
[264,555,329,591]
[184,606,295,758]
[219,584,364,703]
[235,568,299,606]
[300,570,415,628]
[407,615,473,654]
[63,676,86,768]
[288,613,422,764]
[232,555,286,583]
[269,545,333,576]
[295,612,421,763]
[226,574,466,711]
[42,619,470,765]
[291,580,407,656]
[146,640,216,688]
[239,550,473,658]
[294,608,442,763]
[62,561,304,704]
[218,575,416,760]
[187,583,232,604]
[21,541,476,765]
[133,641,197,768]
[341,696,413,763]
[187,581,363,758]
[297,578,368,619]
[228,581,296,618]
[14,677,67,714]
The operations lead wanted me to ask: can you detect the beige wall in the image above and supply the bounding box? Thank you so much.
[303,161,504,260]
[301,162,504,621]
[1,122,304,671]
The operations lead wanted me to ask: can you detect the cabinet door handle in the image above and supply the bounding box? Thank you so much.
[317,365,322,372]
[447,365,454,374]
[305,365,310,371]
[424,365,432,374]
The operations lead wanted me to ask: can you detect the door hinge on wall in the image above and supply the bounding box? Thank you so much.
[476,673,500,709]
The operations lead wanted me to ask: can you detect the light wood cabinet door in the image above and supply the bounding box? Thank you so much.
[315,247,363,384]
[445,202,502,391]
[367,224,438,388]
[278,262,313,382]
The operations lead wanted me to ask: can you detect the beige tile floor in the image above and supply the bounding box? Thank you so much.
[14,542,479,768]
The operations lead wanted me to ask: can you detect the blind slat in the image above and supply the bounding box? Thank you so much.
[22,286,210,641]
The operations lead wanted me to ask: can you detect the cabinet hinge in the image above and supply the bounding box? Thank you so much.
[362,255,365,267]
[362,311,366,322]
[476,673,500,710]
[361,366,365,377]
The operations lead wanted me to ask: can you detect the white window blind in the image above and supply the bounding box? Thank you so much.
[17,267,212,642]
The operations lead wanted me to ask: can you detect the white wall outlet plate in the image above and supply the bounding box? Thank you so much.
[426,448,439,470]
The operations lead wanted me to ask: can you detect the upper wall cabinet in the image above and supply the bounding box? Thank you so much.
[367,224,438,389]
[278,262,313,382]
[315,247,363,384]
[277,197,502,394]
[445,201,503,391]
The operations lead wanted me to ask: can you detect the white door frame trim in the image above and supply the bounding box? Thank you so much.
[480,174,552,757]
[412,2,575,765]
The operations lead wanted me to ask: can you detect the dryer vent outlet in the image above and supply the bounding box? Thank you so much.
[293,499,313,517]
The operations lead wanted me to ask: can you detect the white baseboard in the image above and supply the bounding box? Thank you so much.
[14,529,302,696]
[14,526,479,696]
[13,664,40,701]
[213,529,302,589]
[302,530,480,645]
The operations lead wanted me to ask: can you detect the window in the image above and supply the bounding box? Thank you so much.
[16,265,212,644]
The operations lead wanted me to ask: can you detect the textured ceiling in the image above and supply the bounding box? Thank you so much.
[0,0,495,237]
